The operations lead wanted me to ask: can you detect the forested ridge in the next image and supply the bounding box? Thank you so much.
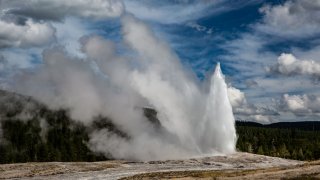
[236,122,320,160]
[0,89,319,163]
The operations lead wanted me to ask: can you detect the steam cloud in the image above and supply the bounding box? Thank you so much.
[13,14,237,161]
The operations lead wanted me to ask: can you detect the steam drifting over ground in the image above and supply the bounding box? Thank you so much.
[11,13,237,161]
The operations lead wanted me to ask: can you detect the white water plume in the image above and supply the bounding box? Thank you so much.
[14,15,237,161]
[200,63,237,154]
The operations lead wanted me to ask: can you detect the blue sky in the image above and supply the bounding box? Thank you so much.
[0,0,320,123]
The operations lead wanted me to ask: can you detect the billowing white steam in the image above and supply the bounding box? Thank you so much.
[15,15,237,160]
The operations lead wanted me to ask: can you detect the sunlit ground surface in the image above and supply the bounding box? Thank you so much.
[1,152,319,179]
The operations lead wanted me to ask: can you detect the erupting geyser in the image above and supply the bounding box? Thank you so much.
[15,15,237,161]
[201,63,237,154]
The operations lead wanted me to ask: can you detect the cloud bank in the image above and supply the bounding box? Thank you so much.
[281,94,320,116]
[0,19,55,48]
[0,0,124,49]
[269,53,320,79]
[256,0,320,38]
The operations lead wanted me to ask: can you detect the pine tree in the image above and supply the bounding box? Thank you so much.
[257,146,264,155]
[279,144,290,158]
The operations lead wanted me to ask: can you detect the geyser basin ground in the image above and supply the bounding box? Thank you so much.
[1,152,319,180]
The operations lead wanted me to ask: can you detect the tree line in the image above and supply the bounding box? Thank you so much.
[236,121,320,160]
[1,116,319,163]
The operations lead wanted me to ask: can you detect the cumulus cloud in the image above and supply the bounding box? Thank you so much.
[0,0,124,49]
[227,86,247,108]
[227,86,278,124]
[281,93,320,116]
[0,19,55,48]
[256,0,320,38]
[269,53,320,79]
[1,0,124,21]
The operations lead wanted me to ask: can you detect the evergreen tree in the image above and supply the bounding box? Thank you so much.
[257,146,264,155]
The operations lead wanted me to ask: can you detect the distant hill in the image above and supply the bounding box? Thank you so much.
[236,121,320,131]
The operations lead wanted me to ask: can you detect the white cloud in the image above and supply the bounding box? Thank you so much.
[0,19,55,48]
[270,53,320,78]
[186,22,213,34]
[227,86,246,108]
[227,86,277,124]
[0,0,124,49]
[256,0,320,38]
[283,94,308,112]
[281,93,320,116]
[2,0,124,21]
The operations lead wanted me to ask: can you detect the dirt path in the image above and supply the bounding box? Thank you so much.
[0,152,309,180]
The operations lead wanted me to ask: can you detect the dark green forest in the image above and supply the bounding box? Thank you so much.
[0,110,108,163]
[0,89,319,164]
[236,121,320,161]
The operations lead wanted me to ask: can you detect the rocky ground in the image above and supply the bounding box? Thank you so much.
[0,152,319,180]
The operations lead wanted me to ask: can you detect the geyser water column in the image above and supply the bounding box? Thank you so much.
[199,63,237,154]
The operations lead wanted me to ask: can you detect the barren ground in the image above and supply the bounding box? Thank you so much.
[0,152,319,179]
